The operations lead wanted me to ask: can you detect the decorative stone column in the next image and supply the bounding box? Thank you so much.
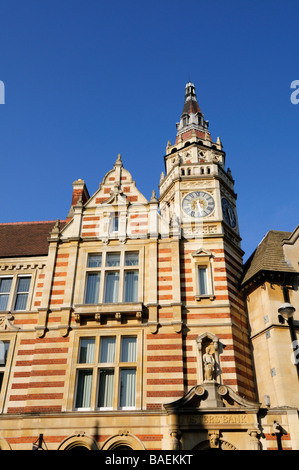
[168,413,181,450]
[248,429,261,450]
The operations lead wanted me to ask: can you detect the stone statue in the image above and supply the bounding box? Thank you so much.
[203,345,215,381]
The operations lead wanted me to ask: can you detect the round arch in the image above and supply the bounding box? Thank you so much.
[58,434,99,451]
[193,439,237,451]
[101,433,145,451]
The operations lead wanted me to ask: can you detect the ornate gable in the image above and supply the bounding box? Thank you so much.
[164,381,260,412]
[87,154,148,208]
[61,154,154,242]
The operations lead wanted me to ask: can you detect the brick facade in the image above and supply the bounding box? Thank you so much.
[0,82,298,451]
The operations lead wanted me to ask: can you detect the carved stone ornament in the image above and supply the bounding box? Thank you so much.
[218,385,228,396]
[163,381,261,413]
[95,313,101,323]
[0,313,20,331]
[74,313,81,323]
[208,430,220,448]
[170,430,181,450]
[194,385,205,396]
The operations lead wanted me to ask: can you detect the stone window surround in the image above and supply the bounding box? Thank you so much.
[74,245,145,311]
[0,332,17,414]
[66,329,143,412]
[0,271,36,313]
[191,249,215,301]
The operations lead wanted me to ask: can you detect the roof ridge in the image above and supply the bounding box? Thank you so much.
[0,220,66,226]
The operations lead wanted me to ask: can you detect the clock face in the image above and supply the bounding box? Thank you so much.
[182,191,215,218]
[221,197,236,228]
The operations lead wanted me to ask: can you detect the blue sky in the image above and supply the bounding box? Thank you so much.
[0,0,298,260]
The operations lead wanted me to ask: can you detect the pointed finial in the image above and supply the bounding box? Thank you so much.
[114,153,123,167]
[216,136,223,149]
[150,189,158,202]
[51,219,60,236]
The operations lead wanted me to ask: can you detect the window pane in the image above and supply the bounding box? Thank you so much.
[124,271,138,302]
[75,369,93,409]
[97,369,114,408]
[14,277,31,311]
[100,337,116,363]
[14,294,29,311]
[0,341,9,366]
[104,271,119,303]
[125,252,139,266]
[119,369,136,408]
[121,337,137,362]
[109,214,119,233]
[78,338,95,363]
[85,273,100,304]
[0,278,12,311]
[0,278,12,293]
[17,276,31,293]
[106,253,120,267]
[0,295,10,311]
[198,267,208,295]
[87,254,102,268]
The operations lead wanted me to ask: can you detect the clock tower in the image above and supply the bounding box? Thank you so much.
[159,81,240,244]
[159,82,255,400]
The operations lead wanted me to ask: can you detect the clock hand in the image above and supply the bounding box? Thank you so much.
[196,200,203,216]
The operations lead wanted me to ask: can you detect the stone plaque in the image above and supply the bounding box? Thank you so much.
[184,413,254,426]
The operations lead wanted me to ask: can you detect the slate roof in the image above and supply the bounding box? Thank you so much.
[241,230,296,287]
[0,221,65,258]
[181,98,202,116]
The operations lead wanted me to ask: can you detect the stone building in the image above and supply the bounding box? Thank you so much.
[0,82,298,450]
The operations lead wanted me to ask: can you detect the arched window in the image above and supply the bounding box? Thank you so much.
[182,116,188,126]
[101,433,145,450]
[58,434,99,451]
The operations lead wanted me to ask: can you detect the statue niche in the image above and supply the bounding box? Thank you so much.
[196,332,221,383]
[203,344,215,381]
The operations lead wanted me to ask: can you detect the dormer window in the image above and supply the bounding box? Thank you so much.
[182,115,189,126]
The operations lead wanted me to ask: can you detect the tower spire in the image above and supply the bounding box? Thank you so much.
[175,82,210,144]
